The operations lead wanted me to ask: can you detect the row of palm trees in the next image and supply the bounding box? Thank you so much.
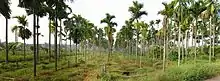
[1,0,220,76]
[115,0,220,70]
[0,0,76,76]
[0,0,113,76]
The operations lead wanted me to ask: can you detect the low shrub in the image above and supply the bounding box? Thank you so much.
[156,63,220,81]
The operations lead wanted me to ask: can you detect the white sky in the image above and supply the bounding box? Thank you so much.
[0,0,170,44]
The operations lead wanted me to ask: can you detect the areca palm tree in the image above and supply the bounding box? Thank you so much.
[189,0,207,61]
[97,28,105,55]
[0,0,11,63]
[13,15,32,61]
[158,1,176,71]
[48,20,55,61]
[101,13,117,62]
[149,20,156,59]
[19,0,40,76]
[128,1,147,63]
[18,0,74,75]
[204,0,218,62]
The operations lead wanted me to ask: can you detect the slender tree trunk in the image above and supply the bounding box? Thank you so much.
[178,23,181,66]
[49,20,51,62]
[162,17,167,71]
[70,38,72,52]
[84,41,87,62]
[136,33,138,63]
[152,39,155,60]
[140,39,143,68]
[55,11,58,71]
[185,31,188,60]
[65,40,67,56]
[194,19,198,62]
[33,10,37,76]
[59,19,62,59]
[5,18,9,64]
[108,41,110,62]
[75,43,78,63]
[212,24,215,58]
[201,33,204,52]
[24,39,26,61]
[181,35,184,62]
[128,40,131,60]
[36,16,39,63]
[165,21,169,68]
[209,17,212,62]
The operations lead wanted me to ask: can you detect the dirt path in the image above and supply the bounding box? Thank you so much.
[83,69,99,81]
[205,76,220,81]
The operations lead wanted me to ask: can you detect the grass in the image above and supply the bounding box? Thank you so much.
[155,62,220,81]
[0,50,220,81]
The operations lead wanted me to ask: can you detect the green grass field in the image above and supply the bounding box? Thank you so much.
[0,50,220,81]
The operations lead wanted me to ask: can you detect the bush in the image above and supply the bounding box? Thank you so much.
[157,63,220,81]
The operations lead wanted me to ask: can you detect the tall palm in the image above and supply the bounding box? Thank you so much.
[128,1,147,63]
[13,15,32,61]
[101,13,117,62]
[48,20,55,61]
[189,0,207,61]
[97,28,105,55]
[57,4,72,59]
[158,1,176,71]
[0,0,11,63]
[149,20,155,59]
[18,0,39,76]
[204,0,218,62]
[155,19,161,57]
[123,20,134,59]
[48,0,73,71]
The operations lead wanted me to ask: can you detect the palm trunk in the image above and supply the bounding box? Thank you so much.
[185,31,188,60]
[162,17,167,71]
[194,19,198,62]
[139,39,143,68]
[136,33,138,63]
[165,21,169,68]
[58,19,62,59]
[212,24,215,58]
[209,17,212,62]
[55,12,58,71]
[136,20,139,63]
[59,19,62,59]
[181,35,184,62]
[128,40,131,60]
[178,23,181,66]
[24,39,26,61]
[5,18,9,64]
[65,40,67,56]
[33,10,37,76]
[70,38,72,52]
[49,20,51,62]
[201,33,204,53]
[84,41,87,62]
[36,16,39,63]
[75,43,78,63]
[152,39,155,60]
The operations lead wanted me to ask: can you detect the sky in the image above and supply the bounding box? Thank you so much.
[0,0,170,44]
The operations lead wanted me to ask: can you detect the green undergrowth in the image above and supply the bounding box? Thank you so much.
[155,62,220,81]
[1,52,220,81]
